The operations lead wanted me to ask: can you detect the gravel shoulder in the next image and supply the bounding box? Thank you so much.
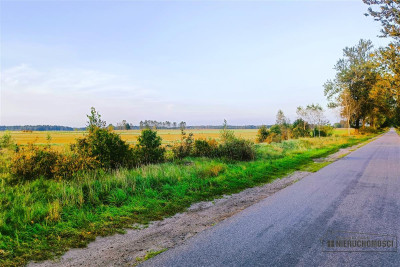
[29,138,376,267]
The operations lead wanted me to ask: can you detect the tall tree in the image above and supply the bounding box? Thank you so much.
[306,104,324,137]
[86,107,106,132]
[324,39,379,130]
[363,0,400,40]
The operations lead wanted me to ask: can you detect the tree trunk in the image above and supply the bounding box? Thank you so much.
[347,117,351,135]
[355,118,360,134]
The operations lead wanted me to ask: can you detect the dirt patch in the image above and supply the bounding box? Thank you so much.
[29,139,373,267]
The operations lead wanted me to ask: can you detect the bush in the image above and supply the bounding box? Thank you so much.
[172,130,194,159]
[311,126,334,137]
[219,138,255,161]
[220,120,235,142]
[10,145,60,181]
[359,127,380,134]
[198,163,226,178]
[269,125,282,135]
[0,132,15,149]
[10,145,98,181]
[135,129,165,164]
[72,127,134,169]
[292,119,310,138]
[266,132,282,144]
[193,139,219,157]
[256,125,269,143]
[52,153,98,180]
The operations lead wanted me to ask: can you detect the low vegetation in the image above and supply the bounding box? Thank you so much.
[0,107,381,266]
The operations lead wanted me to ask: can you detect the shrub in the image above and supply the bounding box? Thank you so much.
[10,145,60,181]
[0,131,14,149]
[172,130,194,159]
[136,129,165,164]
[269,125,282,135]
[193,139,219,157]
[220,119,235,142]
[10,145,98,181]
[52,153,98,180]
[311,126,334,137]
[266,132,282,144]
[219,138,255,161]
[72,127,134,169]
[256,125,269,143]
[265,125,283,143]
[198,163,226,178]
[359,127,380,134]
[292,119,310,138]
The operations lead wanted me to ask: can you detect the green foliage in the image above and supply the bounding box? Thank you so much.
[73,127,134,169]
[136,129,165,165]
[363,0,400,40]
[10,145,60,181]
[172,129,194,159]
[359,127,381,134]
[266,132,282,144]
[0,134,376,266]
[220,119,235,142]
[0,132,14,149]
[269,125,282,135]
[256,125,269,143]
[87,107,106,132]
[9,145,98,181]
[193,139,219,157]
[292,119,310,138]
[0,133,376,266]
[219,138,255,161]
[311,125,334,137]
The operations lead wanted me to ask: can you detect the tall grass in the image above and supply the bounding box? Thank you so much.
[0,134,374,266]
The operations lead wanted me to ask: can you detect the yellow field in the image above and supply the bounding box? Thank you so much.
[0,128,354,148]
[332,128,356,135]
[0,129,257,147]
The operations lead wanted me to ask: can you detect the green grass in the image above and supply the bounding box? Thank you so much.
[135,248,168,264]
[0,134,375,266]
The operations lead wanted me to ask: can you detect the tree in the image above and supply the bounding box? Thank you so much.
[324,39,379,130]
[87,107,106,132]
[275,110,291,140]
[256,125,269,143]
[275,110,287,125]
[179,121,186,131]
[292,119,310,138]
[220,119,235,142]
[363,0,400,40]
[136,129,165,164]
[296,106,309,131]
[306,104,324,137]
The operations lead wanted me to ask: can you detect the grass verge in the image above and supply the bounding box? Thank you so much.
[0,134,376,266]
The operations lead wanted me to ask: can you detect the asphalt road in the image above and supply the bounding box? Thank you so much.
[142,129,400,267]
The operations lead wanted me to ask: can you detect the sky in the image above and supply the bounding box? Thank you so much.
[0,0,390,127]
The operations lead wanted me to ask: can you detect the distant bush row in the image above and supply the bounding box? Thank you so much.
[170,126,255,161]
[9,110,255,181]
[256,119,334,143]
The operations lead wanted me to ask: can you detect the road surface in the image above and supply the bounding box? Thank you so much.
[142,129,400,266]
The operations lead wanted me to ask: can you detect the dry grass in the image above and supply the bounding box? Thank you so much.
[0,129,259,148]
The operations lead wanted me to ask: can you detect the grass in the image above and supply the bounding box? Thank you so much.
[135,248,168,265]
[302,161,332,172]
[0,128,355,147]
[0,131,376,266]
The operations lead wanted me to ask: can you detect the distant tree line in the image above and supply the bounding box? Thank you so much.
[0,125,86,131]
[1,123,264,131]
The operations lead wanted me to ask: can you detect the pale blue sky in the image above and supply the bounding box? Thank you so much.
[0,0,388,127]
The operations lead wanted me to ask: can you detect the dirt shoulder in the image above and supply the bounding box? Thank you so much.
[29,138,375,267]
